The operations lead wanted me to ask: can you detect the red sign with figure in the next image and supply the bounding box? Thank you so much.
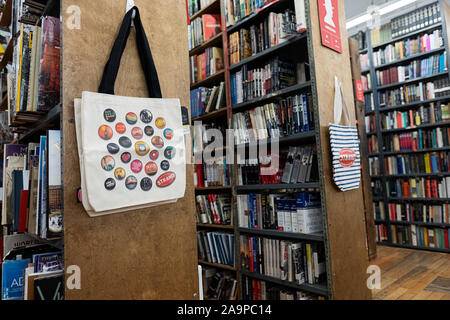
[318,0,342,53]
[355,79,365,102]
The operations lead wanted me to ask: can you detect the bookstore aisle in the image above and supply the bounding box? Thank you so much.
[1,0,450,303]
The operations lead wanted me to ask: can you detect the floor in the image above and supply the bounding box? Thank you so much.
[370,246,450,300]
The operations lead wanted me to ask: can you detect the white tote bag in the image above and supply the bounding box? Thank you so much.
[329,76,361,191]
[75,7,185,215]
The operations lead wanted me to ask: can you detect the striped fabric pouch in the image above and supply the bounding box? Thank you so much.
[329,76,361,191]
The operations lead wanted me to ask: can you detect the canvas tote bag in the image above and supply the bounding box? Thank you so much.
[329,76,361,191]
[75,7,185,215]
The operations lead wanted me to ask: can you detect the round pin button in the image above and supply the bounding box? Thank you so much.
[107,143,120,155]
[126,112,138,125]
[140,109,153,124]
[119,136,132,148]
[101,155,115,171]
[103,109,116,122]
[121,152,132,164]
[160,160,170,171]
[144,125,154,137]
[163,128,174,140]
[164,146,176,160]
[140,177,153,191]
[131,159,143,173]
[155,117,166,129]
[145,161,158,176]
[135,141,150,156]
[131,127,143,140]
[98,125,113,140]
[105,178,116,191]
[151,136,164,149]
[125,176,138,190]
[149,150,159,161]
[116,122,126,134]
[114,168,126,180]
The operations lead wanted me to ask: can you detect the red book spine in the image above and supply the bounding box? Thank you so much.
[18,190,29,233]
[426,179,432,198]
[197,164,205,188]
[445,229,449,249]
[249,237,254,273]
[432,180,439,198]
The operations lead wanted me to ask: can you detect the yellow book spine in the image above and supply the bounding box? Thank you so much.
[424,227,428,246]
[424,154,431,173]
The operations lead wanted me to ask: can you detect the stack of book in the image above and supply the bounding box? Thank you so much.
[384,151,450,175]
[237,192,322,234]
[190,82,226,118]
[188,14,222,50]
[373,29,443,67]
[228,9,297,65]
[1,131,62,240]
[375,224,388,242]
[383,127,450,152]
[202,268,238,300]
[375,53,447,86]
[196,194,232,225]
[197,231,235,267]
[387,202,449,224]
[230,56,296,104]
[224,0,277,26]
[370,23,392,47]
[232,93,313,145]
[391,224,449,249]
[381,104,450,130]
[242,277,325,300]
[386,176,450,199]
[240,236,326,285]
[190,47,224,84]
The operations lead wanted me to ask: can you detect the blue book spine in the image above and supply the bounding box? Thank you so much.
[1,259,31,300]
[296,193,321,208]
[249,194,254,229]
[302,94,310,132]
[253,237,258,273]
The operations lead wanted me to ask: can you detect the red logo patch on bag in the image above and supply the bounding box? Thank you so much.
[156,172,176,188]
[339,148,357,167]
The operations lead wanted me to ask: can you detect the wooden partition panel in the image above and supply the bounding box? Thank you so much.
[307,0,372,299]
[348,38,377,261]
[62,0,198,299]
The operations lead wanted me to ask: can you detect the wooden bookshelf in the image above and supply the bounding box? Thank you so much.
[360,0,450,252]
[197,223,234,230]
[198,260,237,271]
[189,0,221,21]
[191,107,227,122]
[189,32,223,57]
[190,70,225,90]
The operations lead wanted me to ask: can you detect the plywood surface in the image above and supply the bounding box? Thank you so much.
[307,0,371,299]
[348,38,377,261]
[62,0,198,299]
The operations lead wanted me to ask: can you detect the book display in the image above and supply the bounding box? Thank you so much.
[360,0,450,253]
[188,0,371,300]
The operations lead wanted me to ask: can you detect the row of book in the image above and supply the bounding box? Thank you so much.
[2,131,62,239]
[370,3,441,46]
[190,82,226,119]
[242,277,324,300]
[391,225,449,250]
[197,231,235,267]
[240,236,326,285]
[189,46,224,84]
[386,177,450,199]
[375,224,388,242]
[361,74,371,91]
[372,29,443,67]
[390,2,441,39]
[2,233,64,300]
[378,78,450,108]
[188,14,222,51]
[196,194,232,225]
[202,268,237,300]
[10,16,60,119]
[368,157,380,176]
[193,122,227,153]
[383,151,450,175]
[365,115,376,133]
[387,202,450,225]
[352,31,367,51]
[230,57,296,105]
[232,93,313,145]
[194,162,231,188]
[383,128,450,152]
[237,146,318,185]
[367,135,378,154]
[360,53,370,71]
[187,0,216,18]
[380,105,450,130]
[228,9,298,65]
[364,92,374,113]
[375,53,447,87]
[236,192,322,234]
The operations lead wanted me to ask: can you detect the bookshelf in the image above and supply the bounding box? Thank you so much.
[358,0,450,253]
[190,0,372,300]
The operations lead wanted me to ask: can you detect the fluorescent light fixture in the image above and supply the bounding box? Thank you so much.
[346,0,419,29]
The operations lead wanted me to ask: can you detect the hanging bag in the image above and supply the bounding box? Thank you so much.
[329,76,361,191]
[75,7,185,215]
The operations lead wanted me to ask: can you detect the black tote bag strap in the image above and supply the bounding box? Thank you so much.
[98,6,162,98]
